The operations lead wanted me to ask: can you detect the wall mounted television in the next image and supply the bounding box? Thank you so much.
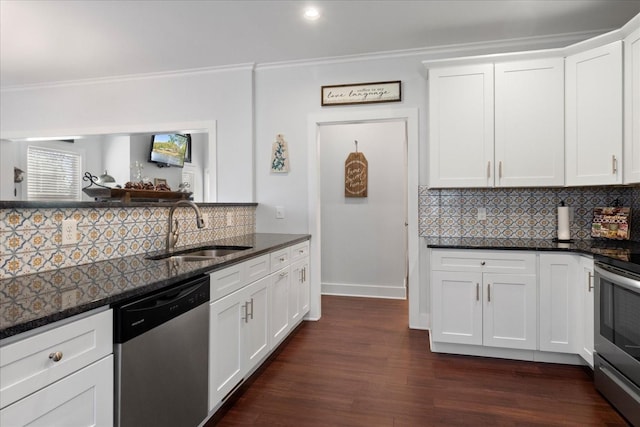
[149,133,191,168]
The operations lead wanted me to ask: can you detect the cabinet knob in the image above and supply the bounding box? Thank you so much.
[481,261,486,266]
[49,351,63,362]
[299,249,304,254]
[280,256,286,262]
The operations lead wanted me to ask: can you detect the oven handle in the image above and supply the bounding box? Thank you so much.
[595,265,640,294]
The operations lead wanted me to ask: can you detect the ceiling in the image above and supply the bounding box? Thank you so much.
[1,0,639,89]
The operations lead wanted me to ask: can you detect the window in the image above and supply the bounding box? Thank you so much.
[27,146,82,201]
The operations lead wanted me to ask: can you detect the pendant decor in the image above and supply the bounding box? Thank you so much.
[345,140,368,198]
[271,134,290,173]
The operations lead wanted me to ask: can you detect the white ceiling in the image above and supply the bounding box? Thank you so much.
[1,0,639,89]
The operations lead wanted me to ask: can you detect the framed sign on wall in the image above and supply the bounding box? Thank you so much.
[322,81,401,106]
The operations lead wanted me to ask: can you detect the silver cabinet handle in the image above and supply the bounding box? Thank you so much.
[499,161,503,179]
[279,271,288,277]
[476,283,479,301]
[487,284,491,302]
[487,161,491,178]
[303,267,306,282]
[249,298,254,320]
[612,155,618,174]
[242,302,249,323]
[49,351,63,362]
[588,272,594,292]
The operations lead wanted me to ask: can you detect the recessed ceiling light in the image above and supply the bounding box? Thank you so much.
[303,7,320,21]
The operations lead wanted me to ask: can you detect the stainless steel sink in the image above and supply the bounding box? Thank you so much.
[147,245,252,261]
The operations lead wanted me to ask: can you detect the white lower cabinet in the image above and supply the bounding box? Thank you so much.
[208,240,310,411]
[431,269,536,350]
[578,256,595,367]
[291,257,310,323]
[0,355,113,427]
[0,309,113,427]
[269,266,291,349]
[209,276,269,409]
[431,249,595,366]
[539,254,579,353]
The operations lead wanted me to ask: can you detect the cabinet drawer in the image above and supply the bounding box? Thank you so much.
[210,262,246,301]
[0,355,113,426]
[246,254,270,283]
[271,247,291,272]
[0,309,112,409]
[290,241,310,263]
[431,249,536,274]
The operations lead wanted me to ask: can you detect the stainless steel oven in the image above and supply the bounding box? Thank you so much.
[594,262,640,426]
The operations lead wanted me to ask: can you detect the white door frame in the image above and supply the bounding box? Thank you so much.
[307,108,421,328]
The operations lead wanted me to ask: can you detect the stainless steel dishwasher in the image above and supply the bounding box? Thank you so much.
[114,275,210,427]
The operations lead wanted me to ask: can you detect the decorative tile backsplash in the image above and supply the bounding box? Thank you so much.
[0,205,256,278]
[419,186,640,241]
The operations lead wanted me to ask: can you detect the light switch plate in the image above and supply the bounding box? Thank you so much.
[62,219,77,245]
[276,206,285,219]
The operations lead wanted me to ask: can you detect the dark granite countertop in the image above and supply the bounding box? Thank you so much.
[425,236,640,274]
[0,233,310,339]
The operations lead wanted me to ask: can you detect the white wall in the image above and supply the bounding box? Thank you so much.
[0,66,255,201]
[320,121,407,299]
[102,135,131,185]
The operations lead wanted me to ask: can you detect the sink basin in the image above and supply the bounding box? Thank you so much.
[147,245,252,261]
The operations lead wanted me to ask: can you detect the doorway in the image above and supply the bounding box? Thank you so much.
[319,120,407,299]
[307,108,421,328]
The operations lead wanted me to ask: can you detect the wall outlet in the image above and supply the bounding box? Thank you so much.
[62,219,77,245]
[276,206,285,219]
[477,207,487,221]
[61,290,77,309]
[226,212,234,226]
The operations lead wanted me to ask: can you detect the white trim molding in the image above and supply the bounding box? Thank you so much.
[307,107,421,328]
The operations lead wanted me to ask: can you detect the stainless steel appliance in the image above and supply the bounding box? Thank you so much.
[594,262,640,426]
[114,275,210,427]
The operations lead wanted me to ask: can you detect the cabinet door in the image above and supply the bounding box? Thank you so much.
[269,267,291,349]
[290,259,306,325]
[624,27,640,183]
[539,254,578,353]
[579,256,595,367]
[428,64,494,188]
[483,273,537,350]
[566,41,623,186]
[209,290,244,409]
[0,355,113,427]
[431,270,483,345]
[300,262,310,317]
[495,58,564,187]
[244,277,270,373]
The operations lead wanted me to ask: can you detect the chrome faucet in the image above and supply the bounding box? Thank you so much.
[166,200,205,252]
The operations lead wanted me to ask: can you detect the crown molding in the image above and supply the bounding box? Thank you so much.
[1,63,256,92]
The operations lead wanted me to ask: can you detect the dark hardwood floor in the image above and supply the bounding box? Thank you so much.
[211,295,628,426]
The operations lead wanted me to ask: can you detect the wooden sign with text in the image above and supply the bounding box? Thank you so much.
[345,152,368,197]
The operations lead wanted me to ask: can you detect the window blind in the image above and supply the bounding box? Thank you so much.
[27,146,82,201]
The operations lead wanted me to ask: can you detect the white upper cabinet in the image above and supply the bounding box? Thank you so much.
[429,64,494,188]
[566,41,623,186]
[428,57,565,188]
[624,27,640,184]
[494,58,565,187]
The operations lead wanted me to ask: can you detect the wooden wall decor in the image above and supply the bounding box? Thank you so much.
[345,140,368,197]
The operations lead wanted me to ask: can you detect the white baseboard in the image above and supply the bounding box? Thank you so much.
[321,282,407,299]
